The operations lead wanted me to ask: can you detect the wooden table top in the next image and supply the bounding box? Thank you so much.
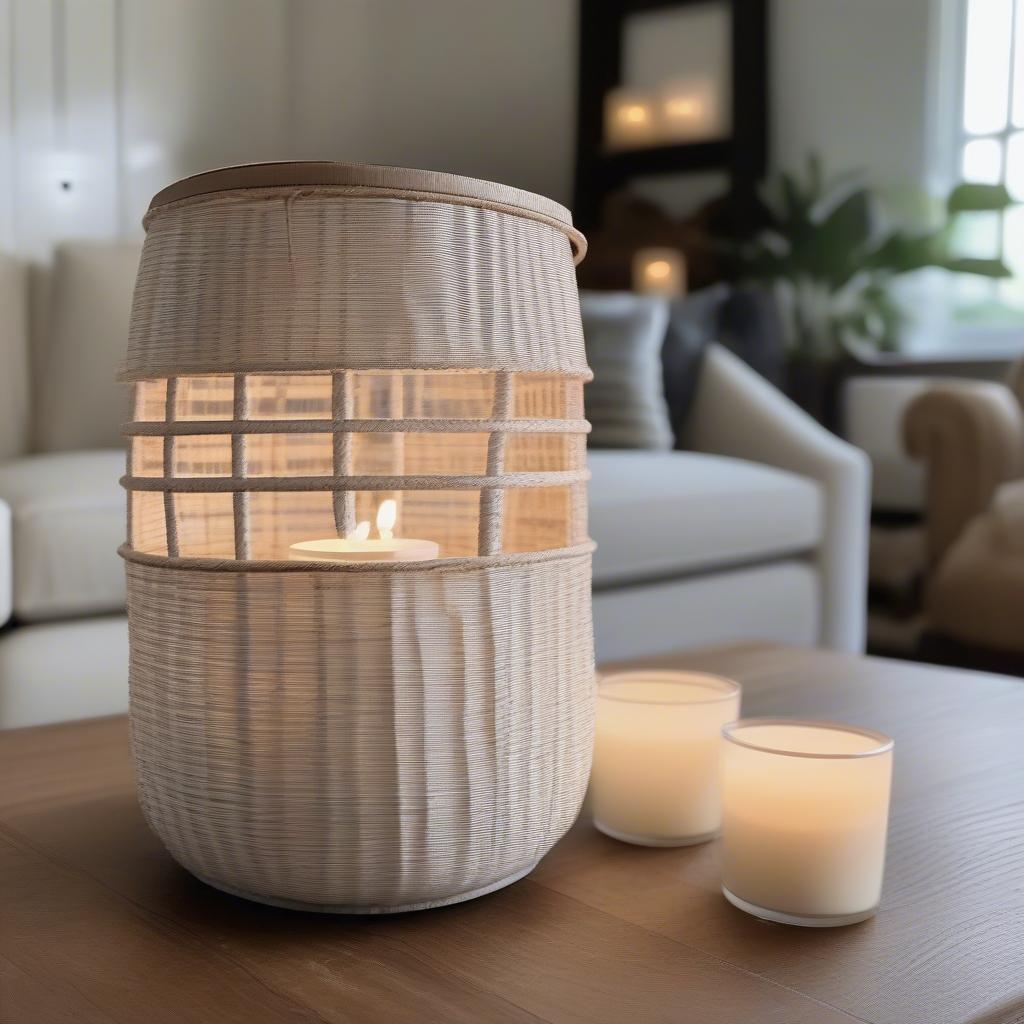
[2,643,1022,1024]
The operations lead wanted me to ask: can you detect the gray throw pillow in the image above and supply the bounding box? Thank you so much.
[580,292,673,450]
[661,285,730,444]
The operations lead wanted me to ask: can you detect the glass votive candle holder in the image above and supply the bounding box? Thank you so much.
[721,719,894,928]
[591,671,741,846]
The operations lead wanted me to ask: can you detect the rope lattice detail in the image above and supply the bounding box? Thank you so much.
[126,369,588,563]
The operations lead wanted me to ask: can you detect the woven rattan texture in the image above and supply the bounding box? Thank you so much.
[127,554,595,911]
[123,165,594,912]
[123,191,587,381]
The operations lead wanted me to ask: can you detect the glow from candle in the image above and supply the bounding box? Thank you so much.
[665,97,701,119]
[633,248,686,297]
[622,104,649,125]
[376,500,397,541]
[347,520,371,541]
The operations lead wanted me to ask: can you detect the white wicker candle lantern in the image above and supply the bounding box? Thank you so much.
[120,162,594,913]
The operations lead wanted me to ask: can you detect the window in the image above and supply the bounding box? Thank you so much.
[957,0,1024,311]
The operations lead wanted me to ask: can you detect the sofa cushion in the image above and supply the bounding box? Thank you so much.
[580,292,674,450]
[34,242,141,453]
[662,285,785,446]
[588,450,822,587]
[661,286,728,443]
[0,451,126,621]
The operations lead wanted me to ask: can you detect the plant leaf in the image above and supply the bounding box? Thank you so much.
[947,183,1014,213]
[865,228,950,272]
[940,257,1013,277]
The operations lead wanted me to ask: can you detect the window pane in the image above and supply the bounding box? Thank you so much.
[1014,0,1024,125]
[1002,204,1024,274]
[1006,132,1024,197]
[964,0,1013,135]
[952,211,1001,257]
[962,138,1003,183]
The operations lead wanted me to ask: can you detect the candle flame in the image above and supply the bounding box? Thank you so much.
[347,520,371,541]
[621,104,649,124]
[646,259,672,280]
[376,499,397,541]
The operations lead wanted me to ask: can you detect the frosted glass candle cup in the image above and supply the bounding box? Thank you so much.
[592,671,741,847]
[721,719,894,928]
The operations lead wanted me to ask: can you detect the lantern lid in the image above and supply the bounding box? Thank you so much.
[148,161,584,260]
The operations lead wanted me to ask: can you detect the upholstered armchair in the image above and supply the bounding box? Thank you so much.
[904,361,1024,653]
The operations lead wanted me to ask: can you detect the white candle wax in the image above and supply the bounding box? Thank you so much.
[591,671,740,847]
[721,720,894,927]
[288,499,439,563]
[289,537,439,562]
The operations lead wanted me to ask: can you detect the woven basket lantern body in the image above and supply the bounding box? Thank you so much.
[120,163,594,912]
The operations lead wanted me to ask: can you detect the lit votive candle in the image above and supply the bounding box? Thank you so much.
[591,671,741,846]
[721,719,894,927]
[657,77,722,142]
[604,88,656,150]
[632,247,686,297]
[288,499,439,563]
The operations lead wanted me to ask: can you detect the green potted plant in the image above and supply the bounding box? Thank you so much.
[727,156,1014,421]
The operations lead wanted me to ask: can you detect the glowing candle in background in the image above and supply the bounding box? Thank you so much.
[633,247,686,297]
[721,719,894,927]
[657,77,722,142]
[604,88,657,150]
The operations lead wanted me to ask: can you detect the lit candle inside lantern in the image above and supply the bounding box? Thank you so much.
[721,719,894,927]
[289,499,440,562]
[657,77,721,142]
[604,88,657,150]
[590,671,741,846]
[633,247,686,297]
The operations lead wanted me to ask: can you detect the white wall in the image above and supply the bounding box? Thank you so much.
[0,0,288,259]
[772,0,934,188]
[285,0,577,206]
[0,0,936,260]
[285,0,935,215]
[119,0,288,233]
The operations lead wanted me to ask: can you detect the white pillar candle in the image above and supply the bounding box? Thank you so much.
[289,499,439,563]
[632,247,687,297]
[604,88,656,150]
[721,719,894,927]
[657,77,723,142]
[591,671,740,846]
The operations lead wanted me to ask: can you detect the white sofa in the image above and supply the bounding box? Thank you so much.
[0,243,870,728]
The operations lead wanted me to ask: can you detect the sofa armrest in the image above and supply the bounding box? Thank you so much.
[0,498,11,627]
[904,381,1024,567]
[0,253,31,461]
[682,344,871,652]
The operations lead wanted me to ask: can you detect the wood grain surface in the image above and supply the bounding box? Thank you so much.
[1,643,1021,1024]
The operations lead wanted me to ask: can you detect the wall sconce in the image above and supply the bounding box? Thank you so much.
[633,247,686,297]
[604,88,656,150]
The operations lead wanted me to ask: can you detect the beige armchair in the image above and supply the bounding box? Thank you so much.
[904,361,1024,654]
